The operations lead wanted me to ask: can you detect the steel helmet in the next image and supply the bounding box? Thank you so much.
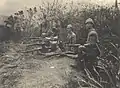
[85,18,94,24]
[67,24,72,29]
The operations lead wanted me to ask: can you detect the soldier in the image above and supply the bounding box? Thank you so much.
[66,24,76,51]
[52,27,65,52]
[50,27,59,52]
[40,33,50,53]
[84,18,100,56]
[45,27,60,52]
[85,18,99,44]
[78,18,100,80]
[51,27,59,39]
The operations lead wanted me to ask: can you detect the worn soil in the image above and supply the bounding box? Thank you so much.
[0,43,78,88]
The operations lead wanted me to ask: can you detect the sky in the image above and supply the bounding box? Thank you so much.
[0,0,118,15]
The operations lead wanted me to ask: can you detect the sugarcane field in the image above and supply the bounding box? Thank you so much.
[0,0,120,88]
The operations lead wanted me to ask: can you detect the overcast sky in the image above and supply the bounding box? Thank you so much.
[0,0,118,15]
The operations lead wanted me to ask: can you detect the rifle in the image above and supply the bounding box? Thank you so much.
[23,37,43,40]
[26,42,46,47]
[67,44,81,47]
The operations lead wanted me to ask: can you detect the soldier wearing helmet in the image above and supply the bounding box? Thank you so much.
[78,18,100,79]
[66,24,76,44]
[51,27,66,52]
[66,24,76,51]
[84,18,100,57]
[85,18,99,44]
[52,27,59,37]
[45,27,59,52]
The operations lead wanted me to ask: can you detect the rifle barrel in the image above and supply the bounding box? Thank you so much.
[67,44,81,47]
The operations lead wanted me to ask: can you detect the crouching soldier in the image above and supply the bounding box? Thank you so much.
[78,18,100,79]
[45,27,60,52]
[41,33,51,53]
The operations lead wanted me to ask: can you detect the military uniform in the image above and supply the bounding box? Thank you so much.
[86,28,99,44]
[78,18,100,80]
[46,27,60,52]
[66,24,76,51]
[50,35,59,52]
[67,32,76,44]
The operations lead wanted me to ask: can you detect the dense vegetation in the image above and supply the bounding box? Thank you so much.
[4,0,120,88]
[4,1,120,42]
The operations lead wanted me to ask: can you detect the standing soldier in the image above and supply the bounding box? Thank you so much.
[66,24,76,51]
[84,18,100,64]
[78,18,100,80]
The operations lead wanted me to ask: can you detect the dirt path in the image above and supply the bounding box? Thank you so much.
[0,43,79,88]
[0,43,101,88]
[17,56,75,88]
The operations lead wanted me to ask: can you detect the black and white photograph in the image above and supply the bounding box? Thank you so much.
[0,0,120,88]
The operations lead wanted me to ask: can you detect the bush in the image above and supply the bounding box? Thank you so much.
[5,1,120,43]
